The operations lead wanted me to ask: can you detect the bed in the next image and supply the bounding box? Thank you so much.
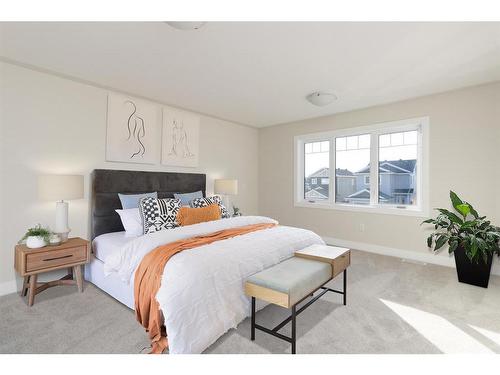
[84,169,324,353]
[85,169,207,310]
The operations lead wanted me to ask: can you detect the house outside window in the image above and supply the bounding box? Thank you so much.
[295,117,429,216]
[304,141,329,200]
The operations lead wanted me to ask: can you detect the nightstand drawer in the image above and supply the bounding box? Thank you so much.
[26,246,87,272]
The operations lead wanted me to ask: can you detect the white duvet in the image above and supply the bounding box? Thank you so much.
[104,216,324,354]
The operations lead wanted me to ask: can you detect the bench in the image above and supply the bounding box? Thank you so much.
[245,244,350,354]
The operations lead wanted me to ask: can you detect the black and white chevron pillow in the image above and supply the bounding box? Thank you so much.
[139,197,181,234]
[190,195,230,218]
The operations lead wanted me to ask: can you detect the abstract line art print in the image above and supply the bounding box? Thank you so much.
[162,106,200,167]
[106,93,160,164]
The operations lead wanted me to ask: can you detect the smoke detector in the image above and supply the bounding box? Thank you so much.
[165,22,206,30]
[306,91,337,106]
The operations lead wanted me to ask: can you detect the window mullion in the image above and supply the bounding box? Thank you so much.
[416,124,423,208]
[369,133,379,207]
[297,139,305,203]
[329,138,335,204]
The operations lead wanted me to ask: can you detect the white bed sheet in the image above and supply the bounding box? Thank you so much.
[84,257,135,309]
[103,216,324,354]
[92,231,135,262]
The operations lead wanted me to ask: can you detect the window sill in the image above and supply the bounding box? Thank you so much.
[294,200,428,217]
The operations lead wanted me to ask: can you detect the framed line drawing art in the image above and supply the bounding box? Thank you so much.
[106,93,160,164]
[162,106,200,167]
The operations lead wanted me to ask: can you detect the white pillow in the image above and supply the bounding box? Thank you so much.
[115,208,143,237]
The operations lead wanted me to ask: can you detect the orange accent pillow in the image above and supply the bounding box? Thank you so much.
[176,204,222,226]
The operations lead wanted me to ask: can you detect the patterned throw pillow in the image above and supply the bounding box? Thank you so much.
[139,197,181,234]
[190,195,230,218]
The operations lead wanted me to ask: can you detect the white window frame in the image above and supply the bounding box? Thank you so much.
[294,117,429,217]
[364,176,370,185]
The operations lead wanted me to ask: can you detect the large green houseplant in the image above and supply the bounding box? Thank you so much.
[423,191,500,288]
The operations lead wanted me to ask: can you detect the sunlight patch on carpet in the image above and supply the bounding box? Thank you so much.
[380,299,493,354]
[469,324,500,347]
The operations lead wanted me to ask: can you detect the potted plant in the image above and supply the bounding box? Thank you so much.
[423,191,500,288]
[20,224,52,249]
[232,205,242,217]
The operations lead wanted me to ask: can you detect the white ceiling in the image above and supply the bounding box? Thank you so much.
[1,22,500,127]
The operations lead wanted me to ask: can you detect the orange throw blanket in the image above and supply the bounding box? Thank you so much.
[134,222,277,354]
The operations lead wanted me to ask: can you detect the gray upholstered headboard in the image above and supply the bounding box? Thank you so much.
[91,169,206,239]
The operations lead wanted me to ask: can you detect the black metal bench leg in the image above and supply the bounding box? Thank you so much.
[250,272,347,353]
[251,297,256,341]
[343,269,347,306]
[291,304,296,354]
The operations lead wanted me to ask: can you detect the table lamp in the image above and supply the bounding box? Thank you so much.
[214,179,238,215]
[38,174,84,242]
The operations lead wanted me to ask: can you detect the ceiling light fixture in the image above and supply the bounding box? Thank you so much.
[165,22,206,30]
[306,91,337,106]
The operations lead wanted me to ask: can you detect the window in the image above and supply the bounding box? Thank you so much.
[378,130,418,206]
[304,141,329,201]
[295,117,428,216]
[335,134,370,205]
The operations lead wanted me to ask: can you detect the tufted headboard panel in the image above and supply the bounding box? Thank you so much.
[91,169,206,239]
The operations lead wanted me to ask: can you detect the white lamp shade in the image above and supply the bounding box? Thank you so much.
[214,179,238,195]
[38,174,84,201]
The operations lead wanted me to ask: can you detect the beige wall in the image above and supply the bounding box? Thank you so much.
[259,82,500,268]
[2,61,500,293]
[0,62,259,291]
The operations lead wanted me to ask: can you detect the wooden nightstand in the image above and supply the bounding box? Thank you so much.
[14,237,90,306]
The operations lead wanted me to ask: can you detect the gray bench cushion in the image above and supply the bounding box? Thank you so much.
[247,257,332,306]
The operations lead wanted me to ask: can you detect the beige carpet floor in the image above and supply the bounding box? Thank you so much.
[1,250,500,354]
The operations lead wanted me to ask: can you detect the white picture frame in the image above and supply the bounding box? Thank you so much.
[106,93,160,164]
[161,106,200,168]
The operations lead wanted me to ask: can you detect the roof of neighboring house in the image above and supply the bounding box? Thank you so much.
[336,168,354,176]
[305,187,328,199]
[307,167,329,178]
[307,168,355,178]
[346,188,392,201]
[356,159,416,174]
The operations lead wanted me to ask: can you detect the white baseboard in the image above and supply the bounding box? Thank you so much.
[322,236,500,276]
[0,269,68,297]
[0,279,18,296]
[1,239,497,297]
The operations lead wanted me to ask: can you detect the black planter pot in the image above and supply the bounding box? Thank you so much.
[453,246,493,288]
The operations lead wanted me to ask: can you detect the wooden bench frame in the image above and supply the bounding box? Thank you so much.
[250,268,347,354]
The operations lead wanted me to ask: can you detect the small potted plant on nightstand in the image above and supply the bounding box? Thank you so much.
[422,191,500,288]
[21,224,52,249]
[232,205,242,217]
